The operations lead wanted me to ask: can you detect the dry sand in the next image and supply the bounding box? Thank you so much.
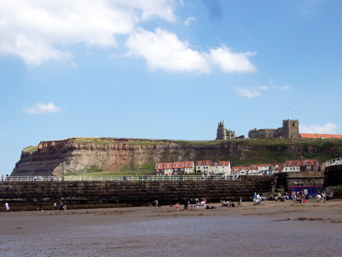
[1,199,342,256]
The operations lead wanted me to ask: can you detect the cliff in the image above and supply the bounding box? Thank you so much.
[11,137,342,176]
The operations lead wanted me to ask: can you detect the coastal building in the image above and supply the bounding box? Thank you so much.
[275,163,285,173]
[300,159,318,172]
[184,161,195,174]
[283,160,301,172]
[300,133,342,139]
[196,160,212,173]
[258,164,270,174]
[218,161,231,175]
[155,161,195,175]
[164,162,174,175]
[231,166,248,176]
[248,164,261,175]
[173,162,184,175]
[155,163,165,176]
[248,119,299,139]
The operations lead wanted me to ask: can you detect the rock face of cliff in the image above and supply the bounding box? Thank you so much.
[11,137,342,176]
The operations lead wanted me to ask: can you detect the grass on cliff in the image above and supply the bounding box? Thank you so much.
[23,145,39,152]
[69,137,166,146]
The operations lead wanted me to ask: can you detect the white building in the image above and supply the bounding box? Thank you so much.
[196,160,212,173]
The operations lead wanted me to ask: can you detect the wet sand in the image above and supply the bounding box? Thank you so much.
[1,199,342,256]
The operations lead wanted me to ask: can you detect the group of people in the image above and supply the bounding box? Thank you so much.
[175,197,190,212]
[0,174,10,182]
[220,199,242,207]
[148,200,159,207]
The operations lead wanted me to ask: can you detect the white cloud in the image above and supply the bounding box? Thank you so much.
[23,102,61,115]
[0,0,175,65]
[258,85,268,90]
[208,45,256,73]
[0,0,257,74]
[126,27,211,73]
[279,85,292,91]
[179,0,184,7]
[268,77,274,86]
[236,87,261,98]
[184,16,196,26]
[300,122,338,134]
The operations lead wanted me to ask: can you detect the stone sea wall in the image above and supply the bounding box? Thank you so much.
[0,176,274,211]
[323,164,342,198]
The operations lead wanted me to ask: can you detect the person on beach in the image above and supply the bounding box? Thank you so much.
[254,192,257,200]
[59,201,64,211]
[184,197,188,211]
[5,202,9,211]
[176,202,179,212]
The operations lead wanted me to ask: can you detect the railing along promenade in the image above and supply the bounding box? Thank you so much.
[5,175,240,182]
[325,157,342,168]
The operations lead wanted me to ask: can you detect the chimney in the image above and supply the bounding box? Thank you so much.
[259,161,261,165]
[300,156,303,161]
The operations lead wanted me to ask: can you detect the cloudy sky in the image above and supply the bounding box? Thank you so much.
[1,0,342,176]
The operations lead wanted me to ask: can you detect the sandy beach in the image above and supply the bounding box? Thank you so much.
[1,199,342,257]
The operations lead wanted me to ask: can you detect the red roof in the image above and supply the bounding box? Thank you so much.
[300,133,342,139]
[173,162,184,168]
[164,162,173,169]
[219,161,230,166]
[196,160,212,166]
[155,163,164,170]
[185,161,193,168]
[232,166,248,173]
[249,165,259,170]
[275,163,284,171]
[300,159,316,166]
[285,160,301,166]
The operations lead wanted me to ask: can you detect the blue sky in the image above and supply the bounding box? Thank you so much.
[1,0,342,176]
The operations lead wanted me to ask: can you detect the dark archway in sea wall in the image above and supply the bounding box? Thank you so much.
[0,176,274,211]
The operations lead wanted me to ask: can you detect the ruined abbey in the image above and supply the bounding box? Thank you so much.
[216,121,237,140]
[248,120,299,139]
[216,119,300,140]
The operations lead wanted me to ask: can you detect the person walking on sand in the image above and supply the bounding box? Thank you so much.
[5,202,9,211]
[59,200,64,211]
[176,202,179,212]
[184,197,188,211]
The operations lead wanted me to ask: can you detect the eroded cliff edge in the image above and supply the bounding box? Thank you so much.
[11,137,342,176]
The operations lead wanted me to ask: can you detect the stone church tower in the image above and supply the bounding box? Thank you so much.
[282,119,299,139]
[216,121,236,140]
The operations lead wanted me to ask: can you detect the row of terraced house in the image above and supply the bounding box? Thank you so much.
[155,157,320,176]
